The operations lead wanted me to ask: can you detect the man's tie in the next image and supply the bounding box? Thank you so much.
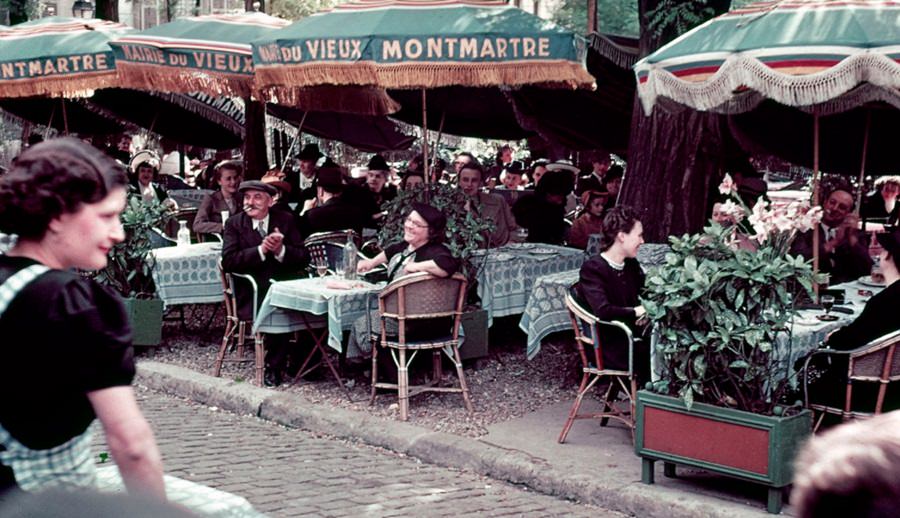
[257,223,267,239]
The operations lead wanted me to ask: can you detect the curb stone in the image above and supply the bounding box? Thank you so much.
[136,361,769,518]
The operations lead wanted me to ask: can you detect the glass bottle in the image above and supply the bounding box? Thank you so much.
[343,234,358,281]
[176,220,191,247]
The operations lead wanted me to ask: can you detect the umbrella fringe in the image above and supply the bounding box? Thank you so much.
[256,61,595,91]
[115,62,253,98]
[0,72,117,99]
[638,52,900,115]
[588,33,638,70]
[150,92,246,137]
[261,85,401,116]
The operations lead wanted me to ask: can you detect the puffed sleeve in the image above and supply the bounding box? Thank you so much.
[52,278,136,392]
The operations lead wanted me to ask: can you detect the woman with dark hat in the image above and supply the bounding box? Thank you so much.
[358,202,459,280]
[804,229,900,411]
[0,139,165,498]
[351,203,461,358]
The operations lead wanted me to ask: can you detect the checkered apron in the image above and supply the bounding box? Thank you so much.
[0,264,98,492]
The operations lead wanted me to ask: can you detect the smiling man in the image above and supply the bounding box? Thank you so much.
[222,180,307,386]
[457,161,518,248]
[791,187,872,284]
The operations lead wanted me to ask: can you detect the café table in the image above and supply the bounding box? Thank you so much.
[519,243,672,359]
[253,276,383,358]
[472,242,586,324]
[96,466,264,518]
[169,188,214,210]
[150,242,223,307]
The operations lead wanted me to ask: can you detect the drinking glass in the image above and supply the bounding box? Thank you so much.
[820,294,835,317]
[314,257,329,277]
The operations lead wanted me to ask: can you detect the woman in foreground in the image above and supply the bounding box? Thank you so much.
[0,139,165,499]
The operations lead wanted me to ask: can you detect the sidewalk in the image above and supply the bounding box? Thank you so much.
[137,361,782,518]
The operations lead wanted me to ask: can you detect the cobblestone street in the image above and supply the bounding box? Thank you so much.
[94,387,625,517]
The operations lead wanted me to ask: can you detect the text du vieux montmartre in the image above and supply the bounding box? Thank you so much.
[256,36,555,63]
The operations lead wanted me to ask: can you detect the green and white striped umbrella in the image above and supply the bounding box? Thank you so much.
[109,11,290,97]
[634,0,900,114]
[0,17,132,98]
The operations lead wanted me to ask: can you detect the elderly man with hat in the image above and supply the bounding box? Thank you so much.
[222,180,307,386]
[194,160,244,235]
[299,166,368,237]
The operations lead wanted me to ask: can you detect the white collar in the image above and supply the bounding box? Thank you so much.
[253,214,270,230]
[600,252,625,270]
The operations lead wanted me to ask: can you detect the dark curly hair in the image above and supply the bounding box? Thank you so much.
[0,138,127,240]
[599,205,640,252]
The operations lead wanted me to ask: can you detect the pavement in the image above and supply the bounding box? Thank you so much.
[95,388,622,517]
[136,361,784,518]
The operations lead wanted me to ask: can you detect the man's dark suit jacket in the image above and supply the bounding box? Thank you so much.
[790,225,872,285]
[222,209,307,320]
[299,197,368,238]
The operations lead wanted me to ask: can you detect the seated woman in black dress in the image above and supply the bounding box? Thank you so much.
[350,203,461,358]
[806,230,900,411]
[0,139,165,498]
[576,205,650,382]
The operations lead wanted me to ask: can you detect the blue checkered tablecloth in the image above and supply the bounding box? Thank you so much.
[519,243,670,359]
[471,243,586,324]
[150,242,223,306]
[253,277,383,355]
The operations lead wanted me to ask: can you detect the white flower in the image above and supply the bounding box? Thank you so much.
[718,174,736,195]
[719,200,746,223]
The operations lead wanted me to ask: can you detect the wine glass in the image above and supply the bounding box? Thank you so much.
[314,257,329,278]
[820,294,835,318]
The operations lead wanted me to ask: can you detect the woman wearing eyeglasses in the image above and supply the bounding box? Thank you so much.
[357,202,459,281]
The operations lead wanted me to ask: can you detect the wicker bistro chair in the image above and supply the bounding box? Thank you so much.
[558,287,637,444]
[304,230,362,275]
[370,272,474,421]
[803,329,900,431]
[213,258,265,386]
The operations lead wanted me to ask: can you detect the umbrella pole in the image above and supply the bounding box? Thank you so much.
[46,104,56,139]
[432,110,446,178]
[812,112,821,298]
[280,111,306,170]
[421,88,430,186]
[854,110,872,216]
[60,98,69,136]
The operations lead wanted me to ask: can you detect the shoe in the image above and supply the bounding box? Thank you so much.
[264,369,283,387]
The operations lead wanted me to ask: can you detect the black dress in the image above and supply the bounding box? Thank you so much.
[806,280,900,411]
[0,256,134,492]
[576,255,650,381]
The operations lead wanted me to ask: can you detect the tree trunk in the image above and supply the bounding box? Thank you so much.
[620,0,734,243]
[243,98,268,180]
[95,0,118,21]
[621,104,729,242]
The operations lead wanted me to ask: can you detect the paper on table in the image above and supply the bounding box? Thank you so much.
[325,279,372,290]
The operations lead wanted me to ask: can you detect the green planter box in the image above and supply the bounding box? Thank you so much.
[634,390,812,514]
[121,297,164,347]
[459,309,488,361]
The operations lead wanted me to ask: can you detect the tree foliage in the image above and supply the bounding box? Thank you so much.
[551,0,639,36]
[269,0,334,20]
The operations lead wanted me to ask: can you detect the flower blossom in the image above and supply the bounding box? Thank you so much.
[718,174,736,195]
[719,200,746,223]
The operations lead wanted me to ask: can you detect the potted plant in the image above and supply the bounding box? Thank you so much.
[93,195,172,346]
[636,176,824,514]
[378,183,495,360]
